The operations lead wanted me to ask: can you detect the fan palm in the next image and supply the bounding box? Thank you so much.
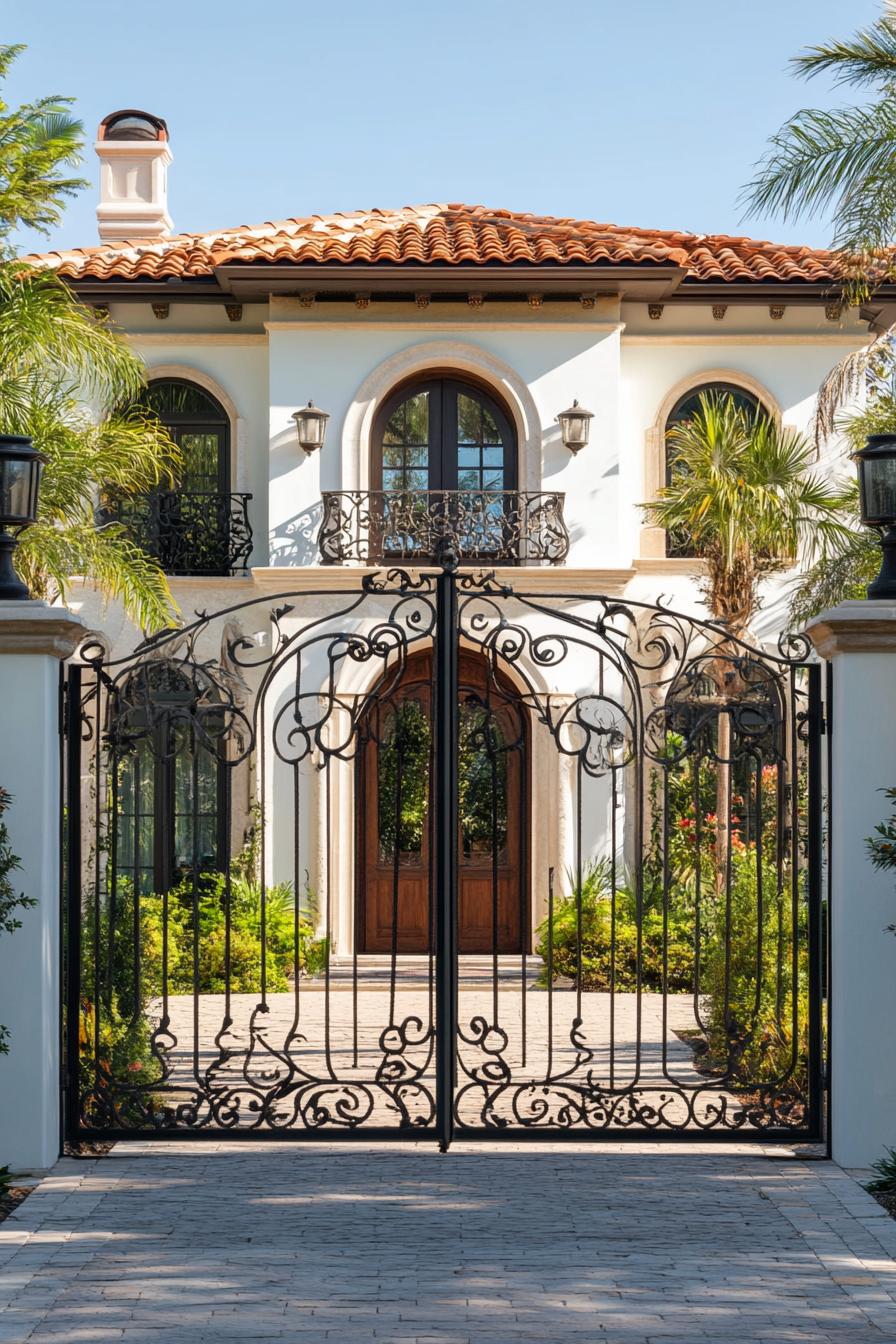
[0,44,179,632]
[644,393,854,636]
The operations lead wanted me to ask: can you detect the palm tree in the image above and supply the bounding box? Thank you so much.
[744,4,896,300]
[643,392,853,869]
[743,4,896,438]
[0,44,179,632]
[644,393,853,637]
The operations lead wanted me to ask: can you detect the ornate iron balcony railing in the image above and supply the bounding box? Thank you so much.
[318,490,570,566]
[106,490,254,577]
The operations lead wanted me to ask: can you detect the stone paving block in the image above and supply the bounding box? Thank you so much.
[5,1144,896,1342]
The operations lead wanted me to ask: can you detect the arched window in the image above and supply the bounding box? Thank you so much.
[373,377,517,494]
[110,662,226,896]
[140,378,231,494]
[664,382,765,558]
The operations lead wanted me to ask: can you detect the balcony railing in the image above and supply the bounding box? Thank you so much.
[106,490,254,577]
[318,489,570,566]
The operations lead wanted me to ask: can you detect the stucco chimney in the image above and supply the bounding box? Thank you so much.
[95,110,172,242]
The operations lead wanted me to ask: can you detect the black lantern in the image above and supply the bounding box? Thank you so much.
[556,400,594,454]
[0,436,43,601]
[854,433,896,599]
[291,401,330,455]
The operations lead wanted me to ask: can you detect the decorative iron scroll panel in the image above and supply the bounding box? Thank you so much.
[63,569,825,1145]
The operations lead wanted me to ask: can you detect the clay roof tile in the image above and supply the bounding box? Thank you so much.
[26,203,848,286]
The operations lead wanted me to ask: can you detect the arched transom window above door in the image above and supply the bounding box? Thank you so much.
[373,378,517,494]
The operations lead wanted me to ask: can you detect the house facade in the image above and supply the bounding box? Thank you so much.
[31,111,874,1141]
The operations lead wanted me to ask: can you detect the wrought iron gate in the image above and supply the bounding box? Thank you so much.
[63,565,826,1146]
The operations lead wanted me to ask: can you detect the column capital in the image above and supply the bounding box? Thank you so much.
[805,599,896,659]
[0,601,86,659]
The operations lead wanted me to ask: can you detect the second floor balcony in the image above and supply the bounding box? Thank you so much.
[107,490,254,577]
[318,489,569,566]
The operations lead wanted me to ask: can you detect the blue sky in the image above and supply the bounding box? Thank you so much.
[6,0,883,255]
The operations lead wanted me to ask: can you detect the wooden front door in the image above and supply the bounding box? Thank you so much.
[358,650,527,954]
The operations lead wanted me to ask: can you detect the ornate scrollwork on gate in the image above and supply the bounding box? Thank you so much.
[64,570,824,1144]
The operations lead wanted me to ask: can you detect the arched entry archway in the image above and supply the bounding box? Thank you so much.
[357,647,529,954]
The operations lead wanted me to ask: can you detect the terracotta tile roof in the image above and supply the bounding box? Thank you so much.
[26,203,840,285]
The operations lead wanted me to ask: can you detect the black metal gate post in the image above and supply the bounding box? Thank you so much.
[434,554,459,1151]
[807,662,826,1138]
[63,663,82,1146]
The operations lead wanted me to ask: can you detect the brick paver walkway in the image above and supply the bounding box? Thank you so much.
[4,1143,896,1342]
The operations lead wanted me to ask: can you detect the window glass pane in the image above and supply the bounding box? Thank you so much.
[377,698,431,865]
[457,395,481,444]
[458,469,480,490]
[178,433,221,491]
[482,471,504,491]
[458,447,480,468]
[381,391,430,486]
[114,742,156,898]
[142,382,224,421]
[482,445,504,468]
[404,392,429,442]
[459,704,507,860]
[480,406,500,441]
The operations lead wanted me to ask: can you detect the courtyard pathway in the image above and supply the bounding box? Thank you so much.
[4,1143,896,1343]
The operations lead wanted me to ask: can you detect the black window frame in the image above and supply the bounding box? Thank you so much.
[372,376,518,493]
[140,377,231,496]
[111,664,228,897]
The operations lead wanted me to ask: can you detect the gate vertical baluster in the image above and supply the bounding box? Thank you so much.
[807,663,824,1136]
[519,723,528,1072]
[435,558,458,1152]
[191,736,201,1097]
[546,865,554,1082]
[609,772,617,1092]
[65,665,83,1143]
[92,670,103,1118]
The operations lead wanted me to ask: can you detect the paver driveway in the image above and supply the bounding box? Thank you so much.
[4,1143,896,1343]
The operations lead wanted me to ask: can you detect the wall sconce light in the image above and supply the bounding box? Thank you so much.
[854,432,896,598]
[292,401,330,455]
[0,435,44,600]
[556,400,594,455]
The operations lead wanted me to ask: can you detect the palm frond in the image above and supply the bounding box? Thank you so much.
[742,102,896,225]
[814,333,892,444]
[794,17,896,87]
[17,519,179,634]
[0,264,145,411]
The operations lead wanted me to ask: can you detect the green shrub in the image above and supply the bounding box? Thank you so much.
[535,860,696,993]
[699,845,808,1094]
[536,748,809,1098]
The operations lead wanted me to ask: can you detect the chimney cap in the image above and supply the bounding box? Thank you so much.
[98,109,168,143]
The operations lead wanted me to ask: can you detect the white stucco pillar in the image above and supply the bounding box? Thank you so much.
[807,601,896,1168]
[0,603,85,1172]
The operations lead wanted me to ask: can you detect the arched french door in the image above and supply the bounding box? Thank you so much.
[373,376,517,494]
[357,648,528,954]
